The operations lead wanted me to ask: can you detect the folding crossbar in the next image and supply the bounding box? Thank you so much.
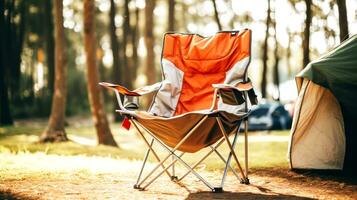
[129,114,249,193]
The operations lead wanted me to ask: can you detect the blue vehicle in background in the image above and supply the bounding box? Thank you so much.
[247,101,292,131]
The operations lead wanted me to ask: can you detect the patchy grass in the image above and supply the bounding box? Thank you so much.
[1,125,355,200]
[0,124,290,173]
[0,125,141,158]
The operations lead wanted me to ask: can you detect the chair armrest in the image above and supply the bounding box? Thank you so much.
[212,80,258,106]
[99,82,162,96]
[212,81,253,91]
[99,81,162,111]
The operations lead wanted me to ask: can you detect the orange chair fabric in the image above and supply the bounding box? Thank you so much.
[152,30,251,116]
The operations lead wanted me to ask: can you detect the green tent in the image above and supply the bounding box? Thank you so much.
[289,35,357,173]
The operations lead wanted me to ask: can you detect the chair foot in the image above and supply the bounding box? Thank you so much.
[171,176,178,182]
[212,187,223,193]
[133,184,142,189]
[240,178,250,185]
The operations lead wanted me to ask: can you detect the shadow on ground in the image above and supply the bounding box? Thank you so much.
[0,190,35,200]
[253,168,357,186]
[186,191,315,200]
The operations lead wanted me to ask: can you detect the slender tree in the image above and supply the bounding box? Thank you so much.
[109,0,122,82]
[44,0,55,94]
[4,0,25,101]
[109,0,123,121]
[0,0,26,125]
[40,0,68,142]
[145,0,156,85]
[180,1,188,31]
[211,0,222,30]
[123,0,132,89]
[0,60,12,125]
[272,3,280,101]
[0,0,13,125]
[261,0,271,99]
[302,0,312,68]
[337,0,349,42]
[131,5,140,82]
[83,0,118,146]
[168,0,175,31]
[286,30,292,77]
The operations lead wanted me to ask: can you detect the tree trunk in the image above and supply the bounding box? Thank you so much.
[0,0,13,125]
[44,0,55,94]
[131,6,139,83]
[83,0,118,147]
[109,0,123,121]
[40,0,68,142]
[287,31,292,77]
[5,0,25,100]
[145,0,156,85]
[0,0,27,125]
[261,0,271,99]
[181,1,188,31]
[0,64,12,125]
[337,0,349,42]
[302,0,311,68]
[168,0,175,31]
[122,0,132,89]
[211,0,222,30]
[272,6,280,101]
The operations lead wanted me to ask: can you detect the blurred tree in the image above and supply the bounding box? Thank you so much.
[44,0,55,95]
[131,3,140,84]
[123,0,133,89]
[337,0,349,42]
[83,0,118,146]
[261,0,271,99]
[286,30,293,77]
[272,2,280,101]
[145,0,156,85]
[211,0,222,30]
[40,0,68,142]
[302,0,311,68]
[322,2,337,47]
[168,0,175,31]
[0,0,12,125]
[0,0,26,125]
[109,0,123,121]
[179,1,188,31]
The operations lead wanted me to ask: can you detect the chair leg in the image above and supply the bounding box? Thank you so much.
[177,136,239,183]
[243,119,249,184]
[131,120,172,179]
[178,138,225,181]
[243,90,250,184]
[134,117,215,191]
[171,155,178,181]
[220,127,241,188]
[216,117,247,182]
[213,147,240,180]
[141,152,185,190]
[134,138,154,189]
[131,116,209,190]
[162,147,215,191]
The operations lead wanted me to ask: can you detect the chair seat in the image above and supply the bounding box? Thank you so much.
[128,110,246,153]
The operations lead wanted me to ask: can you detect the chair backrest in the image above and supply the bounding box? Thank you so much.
[149,29,252,117]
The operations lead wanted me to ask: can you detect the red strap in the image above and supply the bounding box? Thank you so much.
[122,117,131,130]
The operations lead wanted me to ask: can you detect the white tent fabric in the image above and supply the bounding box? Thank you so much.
[288,78,346,170]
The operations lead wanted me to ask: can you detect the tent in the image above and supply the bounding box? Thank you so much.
[288,34,357,173]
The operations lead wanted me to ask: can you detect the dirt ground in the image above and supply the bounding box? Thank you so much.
[1,158,356,200]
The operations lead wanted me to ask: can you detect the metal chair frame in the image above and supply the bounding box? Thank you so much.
[114,88,250,192]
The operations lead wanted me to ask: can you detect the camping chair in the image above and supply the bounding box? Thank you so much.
[100,29,257,192]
